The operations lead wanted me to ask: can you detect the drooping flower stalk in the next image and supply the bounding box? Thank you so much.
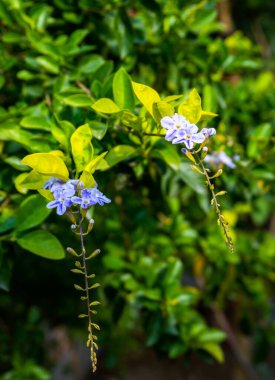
[76,207,98,372]
[44,176,110,371]
[194,153,234,253]
[159,113,234,252]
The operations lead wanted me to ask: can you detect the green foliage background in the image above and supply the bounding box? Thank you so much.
[0,0,274,378]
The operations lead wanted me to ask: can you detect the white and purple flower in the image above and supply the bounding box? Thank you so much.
[160,113,215,150]
[160,113,189,142]
[45,177,111,215]
[204,151,236,169]
[172,123,205,149]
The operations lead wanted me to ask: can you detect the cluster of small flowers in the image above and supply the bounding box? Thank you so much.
[161,113,216,150]
[44,177,111,216]
[204,151,237,169]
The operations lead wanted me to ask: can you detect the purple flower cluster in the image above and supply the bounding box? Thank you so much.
[161,113,216,150]
[204,151,236,169]
[44,178,111,215]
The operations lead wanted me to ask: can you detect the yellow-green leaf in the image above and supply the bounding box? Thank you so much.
[91,98,121,114]
[178,88,202,123]
[38,189,54,201]
[14,173,29,194]
[131,81,160,117]
[70,124,93,174]
[152,101,174,122]
[200,110,218,121]
[79,171,95,188]
[105,145,137,167]
[199,343,224,363]
[18,170,49,190]
[84,152,108,174]
[22,153,69,181]
[162,95,183,103]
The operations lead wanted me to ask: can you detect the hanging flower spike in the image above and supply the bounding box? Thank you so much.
[43,177,111,372]
[161,113,233,253]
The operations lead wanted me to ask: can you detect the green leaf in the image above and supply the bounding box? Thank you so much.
[198,329,226,344]
[113,67,135,111]
[63,94,93,107]
[88,120,108,140]
[18,170,49,190]
[20,116,51,131]
[153,101,174,122]
[79,171,95,188]
[4,156,29,171]
[16,195,51,232]
[151,140,181,170]
[85,152,108,174]
[200,110,218,121]
[51,117,75,151]
[36,56,59,74]
[70,124,93,174]
[199,343,224,363]
[131,81,160,117]
[22,153,69,181]
[178,88,202,123]
[105,145,137,167]
[17,230,65,260]
[0,124,52,152]
[91,98,121,114]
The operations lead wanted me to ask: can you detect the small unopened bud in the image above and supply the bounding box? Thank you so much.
[66,247,79,257]
[181,148,187,154]
[71,224,76,230]
[89,218,94,225]
[207,128,216,136]
[201,146,208,159]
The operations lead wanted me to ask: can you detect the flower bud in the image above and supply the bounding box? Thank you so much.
[207,128,216,136]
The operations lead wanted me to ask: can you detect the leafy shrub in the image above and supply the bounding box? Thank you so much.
[0,0,274,376]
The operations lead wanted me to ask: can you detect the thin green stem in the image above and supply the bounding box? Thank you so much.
[78,208,97,372]
[194,153,234,253]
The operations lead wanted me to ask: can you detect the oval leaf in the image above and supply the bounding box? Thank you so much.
[105,145,137,167]
[178,88,202,123]
[16,194,51,232]
[22,153,69,181]
[70,124,93,174]
[113,67,135,111]
[91,98,121,114]
[63,94,93,107]
[131,81,160,117]
[17,230,65,260]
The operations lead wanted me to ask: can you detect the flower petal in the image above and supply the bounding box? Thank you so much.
[183,139,193,149]
[46,200,59,209]
[161,116,175,130]
[189,124,198,134]
[71,196,82,204]
[165,129,177,141]
[192,132,205,144]
[57,203,66,215]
